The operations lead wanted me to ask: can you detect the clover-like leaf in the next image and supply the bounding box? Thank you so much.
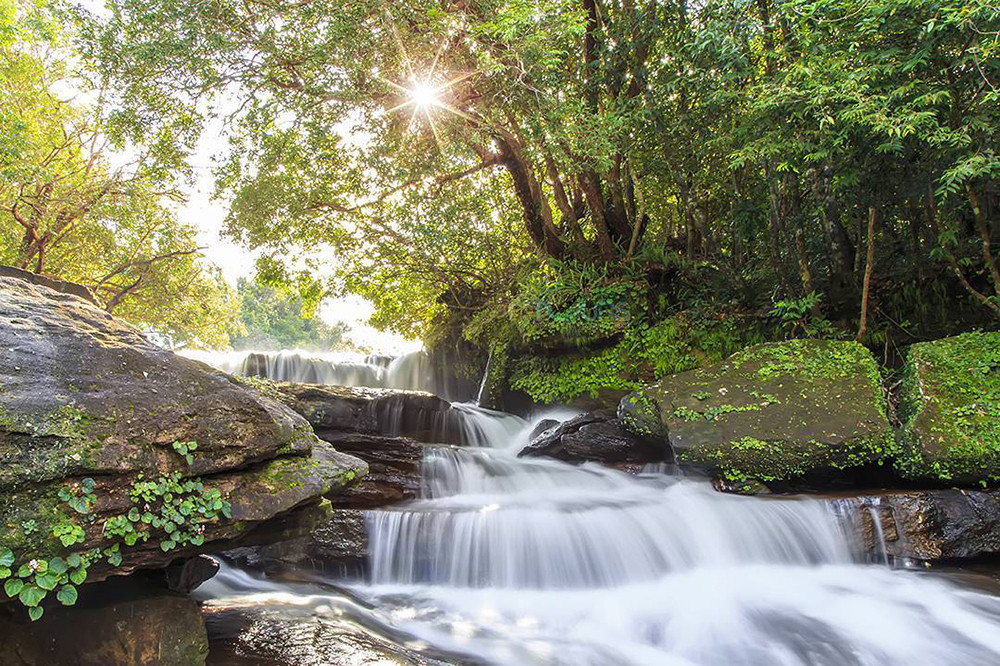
[48,557,68,576]
[56,585,78,606]
[35,572,59,591]
[18,584,46,607]
[5,578,24,597]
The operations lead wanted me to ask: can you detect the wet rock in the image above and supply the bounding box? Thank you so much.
[518,411,672,465]
[322,432,424,508]
[269,382,451,442]
[528,419,559,441]
[896,332,1000,486]
[621,340,893,486]
[164,555,219,594]
[0,587,208,665]
[0,272,366,586]
[834,488,1000,562]
[226,509,368,576]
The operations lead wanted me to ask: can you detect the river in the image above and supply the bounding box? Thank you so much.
[190,350,1000,666]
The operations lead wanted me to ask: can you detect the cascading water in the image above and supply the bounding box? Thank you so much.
[183,349,438,393]
[197,365,1000,665]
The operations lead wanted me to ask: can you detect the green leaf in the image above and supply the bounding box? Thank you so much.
[82,478,96,493]
[48,557,68,575]
[66,553,82,568]
[35,572,59,591]
[5,578,24,597]
[18,585,46,607]
[56,585,78,606]
[0,548,13,567]
[160,540,176,552]
[0,567,10,580]
[69,568,87,585]
[28,606,44,622]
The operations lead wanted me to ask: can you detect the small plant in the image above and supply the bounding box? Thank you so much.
[769,292,839,339]
[171,440,198,465]
[0,549,87,621]
[58,477,96,514]
[21,520,37,536]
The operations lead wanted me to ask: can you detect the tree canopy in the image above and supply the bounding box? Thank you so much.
[4,0,999,396]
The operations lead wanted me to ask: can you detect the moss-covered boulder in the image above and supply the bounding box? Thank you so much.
[896,332,1000,485]
[620,339,894,486]
[0,272,367,613]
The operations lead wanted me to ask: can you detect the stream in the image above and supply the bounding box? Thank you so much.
[192,351,1000,666]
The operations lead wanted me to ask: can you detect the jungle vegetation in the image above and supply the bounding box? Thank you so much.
[3,0,999,399]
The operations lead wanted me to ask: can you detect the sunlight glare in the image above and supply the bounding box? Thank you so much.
[409,81,439,109]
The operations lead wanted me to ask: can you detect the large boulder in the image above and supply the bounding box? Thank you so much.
[834,488,1000,562]
[896,332,1000,485]
[518,411,672,465]
[620,340,894,486]
[268,382,451,442]
[0,583,209,665]
[0,274,366,610]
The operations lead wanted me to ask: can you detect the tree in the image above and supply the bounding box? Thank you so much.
[0,0,239,347]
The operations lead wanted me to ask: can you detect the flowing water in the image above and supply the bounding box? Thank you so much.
[183,349,438,393]
[196,358,1000,665]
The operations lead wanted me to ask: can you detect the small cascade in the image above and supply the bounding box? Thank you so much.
[183,349,440,393]
[474,350,492,406]
[867,502,890,566]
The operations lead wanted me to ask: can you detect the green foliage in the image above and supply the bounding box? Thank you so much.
[509,260,647,345]
[769,292,840,340]
[171,440,198,465]
[104,473,231,551]
[0,0,238,347]
[230,277,349,351]
[510,311,769,404]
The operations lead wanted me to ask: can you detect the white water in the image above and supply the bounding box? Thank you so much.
[183,348,436,392]
[196,358,1000,665]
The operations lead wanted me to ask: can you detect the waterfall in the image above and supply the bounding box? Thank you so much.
[344,413,1000,665]
[193,351,1000,666]
[182,349,437,393]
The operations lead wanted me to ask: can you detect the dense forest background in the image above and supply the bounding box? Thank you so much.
[2,0,998,404]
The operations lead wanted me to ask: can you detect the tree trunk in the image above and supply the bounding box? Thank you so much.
[857,206,876,342]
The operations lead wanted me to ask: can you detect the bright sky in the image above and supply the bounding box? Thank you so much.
[75,0,419,354]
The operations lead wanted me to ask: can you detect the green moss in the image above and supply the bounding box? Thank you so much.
[510,312,770,404]
[896,332,1000,484]
[679,432,896,483]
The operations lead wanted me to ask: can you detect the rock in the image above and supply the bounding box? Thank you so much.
[528,419,559,442]
[833,488,1000,562]
[226,509,368,576]
[267,381,451,442]
[621,339,894,486]
[0,585,208,665]
[164,555,219,594]
[896,332,1000,485]
[519,411,672,465]
[0,273,367,594]
[322,432,424,508]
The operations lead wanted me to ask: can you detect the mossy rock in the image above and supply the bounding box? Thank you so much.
[896,332,1000,485]
[620,339,894,485]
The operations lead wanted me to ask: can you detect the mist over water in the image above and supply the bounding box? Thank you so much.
[198,356,1000,666]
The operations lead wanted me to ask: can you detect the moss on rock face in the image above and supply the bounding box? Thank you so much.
[896,332,1000,485]
[621,339,894,485]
